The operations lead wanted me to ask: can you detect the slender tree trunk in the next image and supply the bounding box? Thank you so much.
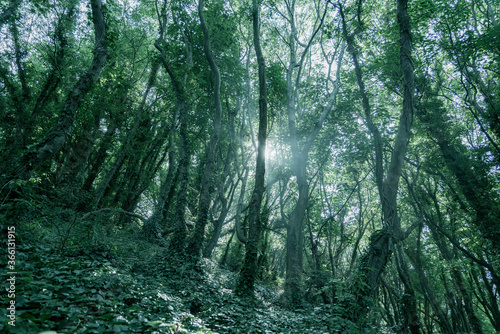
[340,0,417,327]
[116,133,168,225]
[203,190,229,258]
[417,25,500,252]
[144,126,177,241]
[283,4,342,306]
[154,5,191,252]
[82,120,117,193]
[234,168,249,245]
[169,103,189,253]
[186,0,223,258]
[204,155,238,258]
[203,98,240,258]
[10,0,107,181]
[409,225,453,333]
[394,244,420,333]
[427,119,500,249]
[236,0,267,296]
[476,266,500,331]
[57,113,100,187]
[425,195,483,333]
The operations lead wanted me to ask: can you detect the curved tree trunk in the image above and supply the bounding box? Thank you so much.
[340,0,417,328]
[186,0,223,258]
[26,0,78,144]
[9,17,29,150]
[283,2,340,307]
[153,1,192,252]
[144,124,177,241]
[236,0,268,296]
[169,102,190,253]
[204,106,240,258]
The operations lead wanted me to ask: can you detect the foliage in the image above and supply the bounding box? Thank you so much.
[0,239,365,334]
[1,0,500,332]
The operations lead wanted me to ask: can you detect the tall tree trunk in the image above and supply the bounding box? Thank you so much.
[82,120,117,193]
[116,132,168,225]
[236,0,267,296]
[394,243,420,333]
[417,66,500,251]
[425,191,483,333]
[283,2,341,306]
[56,112,100,187]
[186,0,223,258]
[475,265,500,331]
[340,0,417,327]
[10,0,107,181]
[204,144,238,258]
[426,117,500,250]
[203,98,240,258]
[153,4,192,252]
[169,102,189,253]
[409,224,454,333]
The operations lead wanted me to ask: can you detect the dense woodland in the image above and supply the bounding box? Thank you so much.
[1,0,499,332]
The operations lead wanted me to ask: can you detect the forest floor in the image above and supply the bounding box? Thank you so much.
[1,241,342,334]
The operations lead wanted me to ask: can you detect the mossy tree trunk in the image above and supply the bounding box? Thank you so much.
[340,0,418,329]
[236,0,268,296]
[186,0,223,259]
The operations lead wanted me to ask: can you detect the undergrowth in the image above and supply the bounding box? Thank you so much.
[0,240,358,333]
[0,186,362,333]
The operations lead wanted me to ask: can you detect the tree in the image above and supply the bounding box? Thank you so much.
[278,0,344,308]
[1,0,499,332]
[7,0,107,182]
[186,0,224,258]
[236,0,268,296]
[339,0,418,328]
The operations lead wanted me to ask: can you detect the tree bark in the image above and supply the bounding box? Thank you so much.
[283,1,342,307]
[144,124,177,241]
[153,0,192,252]
[236,0,268,296]
[186,0,223,258]
[169,103,190,253]
[340,0,417,327]
[10,17,29,149]
[409,227,453,333]
[82,119,118,193]
[417,66,500,251]
[204,104,240,258]
[425,192,483,334]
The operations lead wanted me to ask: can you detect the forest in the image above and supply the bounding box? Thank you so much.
[0,0,499,332]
